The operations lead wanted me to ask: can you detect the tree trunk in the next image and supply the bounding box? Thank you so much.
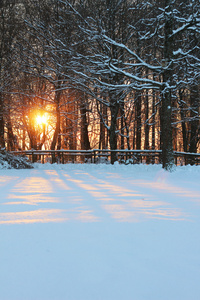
[51,106,60,151]
[160,0,174,170]
[51,89,61,151]
[98,103,106,150]
[151,85,156,163]
[7,111,16,151]
[188,84,199,164]
[109,102,119,164]
[0,93,5,148]
[144,90,150,163]
[80,100,90,151]
[120,106,124,150]
[51,87,62,163]
[135,93,141,150]
[178,89,188,152]
[144,91,149,150]
[160,87,174,170]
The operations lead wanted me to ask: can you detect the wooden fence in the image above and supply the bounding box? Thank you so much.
[10,149,200,165]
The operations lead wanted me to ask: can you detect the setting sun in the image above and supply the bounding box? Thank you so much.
[36,114,48,126]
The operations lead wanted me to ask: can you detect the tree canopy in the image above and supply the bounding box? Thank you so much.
[0,0,199,169]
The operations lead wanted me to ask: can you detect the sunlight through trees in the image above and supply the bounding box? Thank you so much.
[0,0,199,169]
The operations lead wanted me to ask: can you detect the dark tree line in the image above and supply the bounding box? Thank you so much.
[0,0,199,169]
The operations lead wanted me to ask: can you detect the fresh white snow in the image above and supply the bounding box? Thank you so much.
[0,163,200,300]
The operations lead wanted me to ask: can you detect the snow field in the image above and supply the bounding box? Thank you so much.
[0,163,200,300]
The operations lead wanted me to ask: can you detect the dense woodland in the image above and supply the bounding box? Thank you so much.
[0,0,199,169]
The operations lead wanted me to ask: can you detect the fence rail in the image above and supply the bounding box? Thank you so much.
[9,149,200,165]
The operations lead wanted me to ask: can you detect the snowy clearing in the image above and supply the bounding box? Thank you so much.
[0,163,200,300]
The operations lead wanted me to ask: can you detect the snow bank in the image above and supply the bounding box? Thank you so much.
[0,149,33,169]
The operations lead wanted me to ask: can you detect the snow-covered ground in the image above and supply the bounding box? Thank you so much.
[0,163,200,300]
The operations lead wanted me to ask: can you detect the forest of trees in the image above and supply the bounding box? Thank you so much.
[0,0,199,169]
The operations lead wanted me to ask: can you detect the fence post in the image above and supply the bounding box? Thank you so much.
[93,150,96,163]
[51,152,54,164]
[61,152,64,164]
[32,151,34,163]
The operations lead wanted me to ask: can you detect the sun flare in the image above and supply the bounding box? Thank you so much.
[36,114,48,125]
